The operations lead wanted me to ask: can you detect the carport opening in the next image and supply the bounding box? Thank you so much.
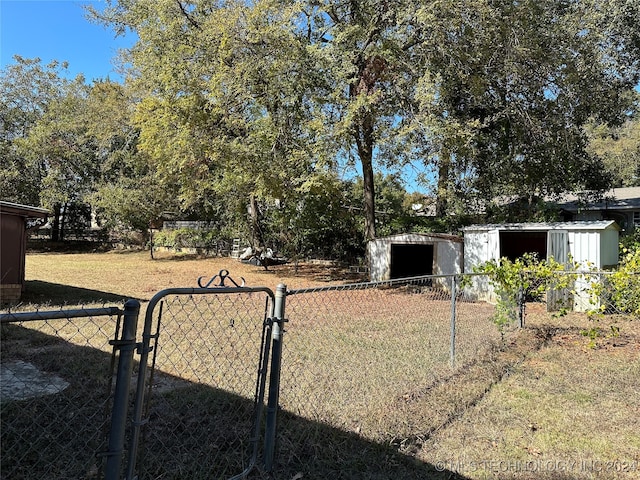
[499,231,547,262]
[390,243,434,279]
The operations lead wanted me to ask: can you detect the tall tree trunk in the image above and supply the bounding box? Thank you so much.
[59,202,68,242]
[51,203,61,242]
[355,115,377,242]
[249,193,264,248]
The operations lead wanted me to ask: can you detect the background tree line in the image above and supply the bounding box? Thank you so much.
[1,0,639,260]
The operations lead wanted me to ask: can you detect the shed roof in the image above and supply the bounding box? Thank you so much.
[372,232,463,243]
[463,220,619,232]
[0,201,49,218]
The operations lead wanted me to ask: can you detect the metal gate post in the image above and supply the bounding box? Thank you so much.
[104,299,140,480]
[264,283,286,472]
[450,275,457,368]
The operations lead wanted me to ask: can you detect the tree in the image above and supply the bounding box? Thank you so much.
[347,172,415,237]
[90,0,427,245]
[1,56,99,240]
[413,0,640,216]
[17,77,99,240]
[0,56,76,207]
[90,0,326,248]
[82,80,178,245]
[89,0,640,246]
[297,0,424,241]
[587,114,640,187]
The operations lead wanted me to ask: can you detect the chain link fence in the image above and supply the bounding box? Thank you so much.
[0,305,135,480]
[495,270,640,326]
[3,269,637,479]
[273,275,506,472]
[126,283,277,480]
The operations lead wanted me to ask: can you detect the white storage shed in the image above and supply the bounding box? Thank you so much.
[368,233,463,284]
[463,221,620,310]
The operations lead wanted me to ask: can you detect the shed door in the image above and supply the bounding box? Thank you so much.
[547,230,569,264]
[487,229,500,263]
[390,244,434,279]
[546,230,571,311]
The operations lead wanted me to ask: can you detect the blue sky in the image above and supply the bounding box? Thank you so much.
[1,0,134,82]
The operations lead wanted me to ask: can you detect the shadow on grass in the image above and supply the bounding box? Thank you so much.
[14,280,140,307]
[1,322,469,480]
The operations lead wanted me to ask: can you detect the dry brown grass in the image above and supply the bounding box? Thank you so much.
[19,250,354,309]
[4,251,639,479]
[416,304,640,480]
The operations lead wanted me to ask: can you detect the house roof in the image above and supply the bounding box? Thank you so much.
[463,220,620,232]
[556,187,640,211]
[0,201,49,218]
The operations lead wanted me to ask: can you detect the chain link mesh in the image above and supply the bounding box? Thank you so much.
[1,309,122,480]
[524,270,640,320]
[3,270,636,479]
[134,291,273,479]
[276,277,503,465]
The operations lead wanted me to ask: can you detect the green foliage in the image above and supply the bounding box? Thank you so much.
[4,0,640,252]
[413,0,639,210]
[475,254,575,332]
[0,56,91,209]
[152,228,223,250]
[586,113,640,188]
[263,173,364,262]
[620,230,640,257]
[607,248,640,317]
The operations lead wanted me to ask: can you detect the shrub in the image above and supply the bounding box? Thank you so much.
[607,248,640,317]
[474,254,575,332]
[153,228,224,250]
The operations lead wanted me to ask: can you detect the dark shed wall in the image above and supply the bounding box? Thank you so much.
[1,213,26,300]
[1,202,48,302]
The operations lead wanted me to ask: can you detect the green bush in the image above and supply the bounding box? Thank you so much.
[153,228,223,250]
[475,254,575,332]
[607,248,640,317]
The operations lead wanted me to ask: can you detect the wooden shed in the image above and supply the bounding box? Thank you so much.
[368,233,463,284]
[463,221,620,310]
[1,201,49,302]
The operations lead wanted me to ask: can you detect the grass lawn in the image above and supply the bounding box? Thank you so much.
[417,307,640,480]
[3,250,639,479]
[19,250,350,309]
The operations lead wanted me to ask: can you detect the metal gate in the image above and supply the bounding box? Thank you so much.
[125,271,284,480]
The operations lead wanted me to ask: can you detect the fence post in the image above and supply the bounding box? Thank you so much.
[450,275,457,369]
[264,283,286,472]
[518,280,525,328]
[104,299,140,480]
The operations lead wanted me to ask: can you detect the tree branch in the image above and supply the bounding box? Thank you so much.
[175,0,201,30]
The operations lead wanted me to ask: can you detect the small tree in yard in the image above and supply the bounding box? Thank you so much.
[478,248,639,348]
[475,254,575,335]
[598,247,640,318]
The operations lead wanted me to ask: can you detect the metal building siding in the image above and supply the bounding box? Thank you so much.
[368,233,463,282]
[462,221,620,305]
[439,241,463,275]
[568,230,601,269]
[1,213,25,285]
[600,229,620,267]
[462,231,487,273]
